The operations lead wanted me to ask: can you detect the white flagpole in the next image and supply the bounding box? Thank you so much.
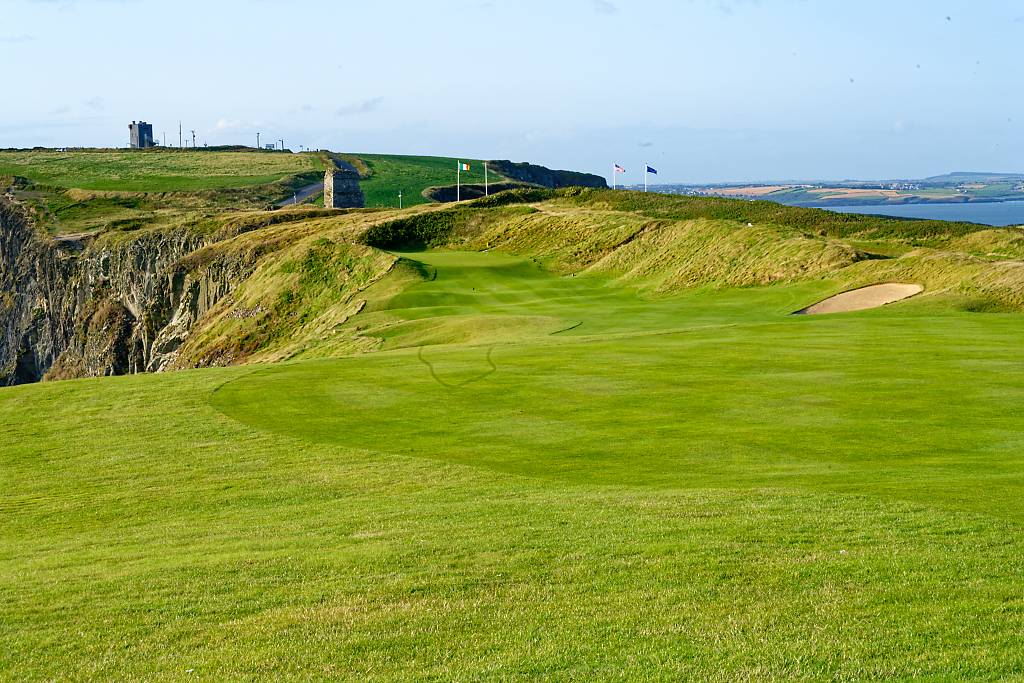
[612,163,615,190]
[457,161,461,202]
[485,162,489,196]
[644,163,648,193]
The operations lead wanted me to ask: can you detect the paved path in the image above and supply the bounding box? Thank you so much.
[275,159,363,208]
[275,181,323,207]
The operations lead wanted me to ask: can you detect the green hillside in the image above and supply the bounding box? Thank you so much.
[0,150,515,234]
[5,188,1024,678]
[344,153,505,208]
[0,149,323,192]
[0,149,329,235]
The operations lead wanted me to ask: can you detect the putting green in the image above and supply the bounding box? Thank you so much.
[213,250,1024,519]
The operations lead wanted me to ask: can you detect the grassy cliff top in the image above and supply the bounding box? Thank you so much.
[0,149,325,192]
[341,153,506,209]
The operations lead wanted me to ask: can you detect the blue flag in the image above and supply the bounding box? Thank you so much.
[646,165,658,174]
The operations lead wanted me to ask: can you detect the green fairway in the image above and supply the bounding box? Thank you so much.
[4,248,1024,679]
[351,154,503,208]
[0,149,322,191]
[215,251,1024,514]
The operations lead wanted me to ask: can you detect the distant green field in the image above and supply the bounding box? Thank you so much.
[351,153,504,208]
[4,247,1024,679]
[0,150,323,191]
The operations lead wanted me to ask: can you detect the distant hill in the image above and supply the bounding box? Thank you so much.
[922,172,1024,184]
[652,171,1024,207]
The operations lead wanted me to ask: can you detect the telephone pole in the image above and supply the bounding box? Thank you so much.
[191,130,196,148]
[178,122,182,149]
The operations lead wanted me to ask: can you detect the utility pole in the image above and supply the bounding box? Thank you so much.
[179,122,183,149]
[191,130,196,149]
[257,132,261,150]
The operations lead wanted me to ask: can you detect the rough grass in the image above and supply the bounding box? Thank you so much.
[86,188,1024,373]
[357,190,1024,308]
[4,249,1024,679]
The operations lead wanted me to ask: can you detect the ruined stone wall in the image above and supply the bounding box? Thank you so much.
[324,160,364,209]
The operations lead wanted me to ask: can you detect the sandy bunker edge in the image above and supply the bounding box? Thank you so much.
[795,283,924,315]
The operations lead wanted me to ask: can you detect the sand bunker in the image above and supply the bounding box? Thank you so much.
[797,283,923,315]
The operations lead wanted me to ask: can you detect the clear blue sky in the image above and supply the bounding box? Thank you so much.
[2,0,1021,183]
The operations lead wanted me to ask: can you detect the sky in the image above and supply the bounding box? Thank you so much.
[1,0,1022,183]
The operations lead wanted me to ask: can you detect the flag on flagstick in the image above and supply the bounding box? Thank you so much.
[644,165,658,192]
[612,164,625,190]
[457,161,471,201]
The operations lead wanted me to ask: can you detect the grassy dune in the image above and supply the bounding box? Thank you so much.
[5,190,1024,679]
[91,189,1024,370]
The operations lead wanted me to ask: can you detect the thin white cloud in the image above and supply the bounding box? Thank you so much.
[590,0,617,14]
[336,96,384,117]
[0,34,34,43]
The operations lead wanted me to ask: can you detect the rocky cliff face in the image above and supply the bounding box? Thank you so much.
[487,160,607,190]
[0,199,251,385]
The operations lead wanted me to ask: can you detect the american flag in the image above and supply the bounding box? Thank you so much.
[614,164,626,173]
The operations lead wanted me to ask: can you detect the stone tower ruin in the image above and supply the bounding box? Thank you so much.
[323,160,364,209]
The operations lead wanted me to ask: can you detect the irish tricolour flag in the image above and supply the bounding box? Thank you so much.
[456,162,472,202]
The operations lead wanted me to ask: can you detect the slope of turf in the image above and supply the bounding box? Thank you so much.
[4,247,1024,679]
[0,149,322,192]
[348,154,505,208]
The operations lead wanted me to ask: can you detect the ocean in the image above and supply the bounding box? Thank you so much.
[817,200,1024,227]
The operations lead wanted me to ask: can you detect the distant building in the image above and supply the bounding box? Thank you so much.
[129,121,155,149]
[264,144,277,150]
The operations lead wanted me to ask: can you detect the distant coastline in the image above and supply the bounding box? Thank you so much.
[645,172,1024,211]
